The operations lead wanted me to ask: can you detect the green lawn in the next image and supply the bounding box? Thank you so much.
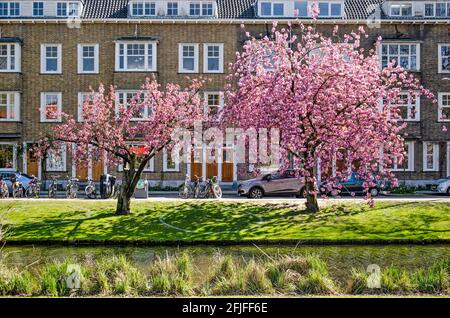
[0,200,449,242]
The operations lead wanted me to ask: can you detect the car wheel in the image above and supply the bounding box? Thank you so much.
[248,187,264,199]
[447,187,450,196]
[369,188,379,197]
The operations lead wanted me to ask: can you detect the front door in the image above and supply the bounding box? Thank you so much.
[76,163,88,181]
[222,148,234,182]
[92,159,104,181]
[26,145,39,177]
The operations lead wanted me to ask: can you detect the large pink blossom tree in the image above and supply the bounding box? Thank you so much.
[223,23,434,212]
[38,77,204,215]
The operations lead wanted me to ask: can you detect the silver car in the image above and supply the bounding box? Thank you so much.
[237,171,305,199]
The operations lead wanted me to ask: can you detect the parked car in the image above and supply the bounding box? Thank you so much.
[0,171,34,195]
[321,172,388,197]
[238,170,305,199]
[432,177,450,195]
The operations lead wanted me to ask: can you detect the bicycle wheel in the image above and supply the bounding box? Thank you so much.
[25,187,33,198]
[86,186,96,199]
[213,185,223,199]
[178,185,192,199]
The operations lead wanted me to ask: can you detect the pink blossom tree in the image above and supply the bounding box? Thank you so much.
[38,77,204,215]
[223,23,434,212]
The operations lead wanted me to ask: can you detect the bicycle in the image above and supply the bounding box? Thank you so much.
[66,177,79,199]
[48,175,59,198]
[0,177,9,198]
[11,176,24,198]
[85,178,97,199]
[178,174,194,199]
[112,181,122,199]
[25,175,41,198]
[192,176,222,199]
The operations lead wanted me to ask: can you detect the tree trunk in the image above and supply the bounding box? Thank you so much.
[115,155,151,216]
[305,169,319,213]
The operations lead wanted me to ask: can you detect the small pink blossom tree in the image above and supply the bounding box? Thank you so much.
[38,77,204,215]
[223,23,434,212]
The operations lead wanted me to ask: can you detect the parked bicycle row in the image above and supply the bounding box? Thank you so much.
[178,175,223,199]
[0,172,120,199]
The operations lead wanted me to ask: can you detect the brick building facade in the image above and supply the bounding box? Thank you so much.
[0,0,449,187]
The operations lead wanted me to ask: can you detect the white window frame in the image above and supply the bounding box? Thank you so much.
[0,1,20,17]
[115,41,157,72]
[40,92,62,122]
[390,91,420,122]
[423,142,440,172]
[389,2,413,16]
[0,42,20,72]
[131,1,156,16]
[318,1,344,17]
[77,44,99,74]
[56,2,80,17]
[46,143,67,172]
[77,92,99,122]
[438,43,450,74]
[167,2,178,16]
[438,92,450,122]
[163,147,180,172]
[379,42,420,71]
[204,91,224,115]
[0,142,17,171]
[0,91,20,121]
[203,43,224,73]
[32,1,44,16]
[115,90,152,121]
[178,43,199,73]
[40,44,62,74]
[392,141,414,171]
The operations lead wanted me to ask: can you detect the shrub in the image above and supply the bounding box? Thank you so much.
[381,265,412,294]
[40,260,86,296]
[0,264,38,296]
[412,259,449,294]
[244,260,273,294]
[346,268,369,295]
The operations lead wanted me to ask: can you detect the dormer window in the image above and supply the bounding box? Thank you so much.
[167,2,178,16]
[294,1,308,17]
[317,1,343,17]
[425,2,450,17]
[260,2,285,17]
[0,2,20,17]
[33,2,44,17]
[56,2,80,17]
[390,3,412,17]
[131,2,156,16]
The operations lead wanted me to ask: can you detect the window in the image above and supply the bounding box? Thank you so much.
[260,2,271,16]
[204,43,223,73]
[131,2,155,16]
[77,44,99,73]
[380,43,420,71]
[46,143,67,172]
[390,3,412,16]
[190,2,200,15]
[40,92,62,122]
[202,2,213,16]
[115,42,156,72]
[167,2,178,16]
[318,2,342,17]
[436,2,450,17]
[0,92,20,121]
[163,147,179,172]
[438,44,450,73]
[77,92,98,122]
[178,44,198,73]
[423,142,439,172]
[116,91,152,121]
[294,1,308,16]
[273,3,284,16]
[0,143,16,171]
[391,92,420,121]
[392,141,414,171]
[56,2,79,17]
[33,2,43,16]
[425,3,435,16]
[204,92,223,116]
[0,2,19,17]
[0,43,20,72]
[41,44,62,74]
[438,93,450,122]
[144,156,154,172]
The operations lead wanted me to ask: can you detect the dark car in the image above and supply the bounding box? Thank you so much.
[237,170,305,199]
[0,171,35,194]
[321,172,387,197]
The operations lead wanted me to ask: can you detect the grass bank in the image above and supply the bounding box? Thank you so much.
[0,252,448,297]
[0,200,449,242]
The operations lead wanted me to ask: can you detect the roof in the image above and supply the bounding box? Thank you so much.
[0,0,449,21]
